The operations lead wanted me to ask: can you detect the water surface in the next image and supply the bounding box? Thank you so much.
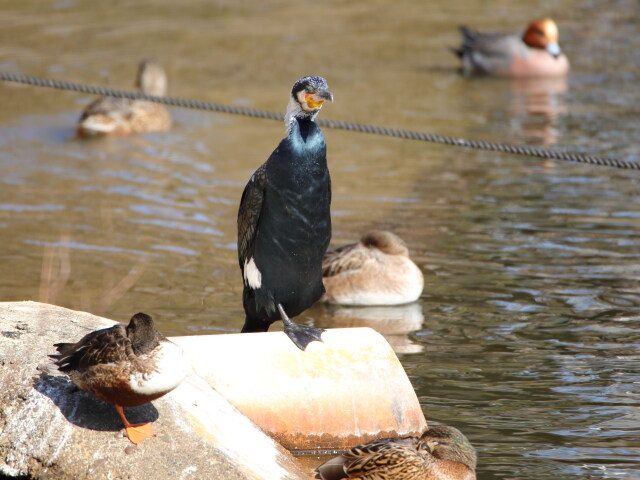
[0,0,639,478]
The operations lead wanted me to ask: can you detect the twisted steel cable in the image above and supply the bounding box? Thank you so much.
[1,72,637,170]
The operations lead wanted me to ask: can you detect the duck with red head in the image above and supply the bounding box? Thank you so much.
[453,19,569,77]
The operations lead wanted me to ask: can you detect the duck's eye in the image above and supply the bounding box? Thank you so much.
[304,85,314,93]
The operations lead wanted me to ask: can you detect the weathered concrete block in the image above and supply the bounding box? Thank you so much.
[0,302,308,480]
[172,328,427,451]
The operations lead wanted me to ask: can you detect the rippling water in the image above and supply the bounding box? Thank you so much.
[1,0,639,478]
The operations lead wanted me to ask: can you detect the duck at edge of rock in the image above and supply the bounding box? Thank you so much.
[49,312,190,444]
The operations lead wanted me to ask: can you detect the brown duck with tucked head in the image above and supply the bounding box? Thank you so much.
[77,59,172,137]
[50,312,189,444]
[315,425,477,480]
[320,231,424,306]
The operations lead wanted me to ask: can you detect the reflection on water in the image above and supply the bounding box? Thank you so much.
[35,232,151,315]
[1,0,640,478]
[315,303,424,354]
[508,77,568,145]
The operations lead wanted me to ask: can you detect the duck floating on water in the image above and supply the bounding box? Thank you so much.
[320,230,424,306]
[77,59,172,137]
[315,425,477,480]
[452,19,569,77]
[50,312,189,444]
[237,76,333,351]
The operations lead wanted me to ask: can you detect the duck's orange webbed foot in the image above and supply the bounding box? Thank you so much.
[124,422,155,444]
[115,404,155,444]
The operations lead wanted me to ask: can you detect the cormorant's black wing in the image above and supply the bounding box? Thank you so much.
[237,162,267,271]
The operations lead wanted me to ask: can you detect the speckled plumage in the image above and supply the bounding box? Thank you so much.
[320,231,424,306]
[77,59,171,137]
[315,425,477,480]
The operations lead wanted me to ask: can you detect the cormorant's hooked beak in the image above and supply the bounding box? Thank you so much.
[317,88,334,103]
[546,41,562,58]
[304,89,333,110]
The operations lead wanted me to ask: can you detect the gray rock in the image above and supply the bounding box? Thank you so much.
[0,301,310,480]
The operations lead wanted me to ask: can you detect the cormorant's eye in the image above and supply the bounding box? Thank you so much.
[304,85,314,93]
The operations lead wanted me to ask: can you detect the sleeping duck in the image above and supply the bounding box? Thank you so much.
[320,231,424,306]
[77,59,172,137]
[50,312,189,444]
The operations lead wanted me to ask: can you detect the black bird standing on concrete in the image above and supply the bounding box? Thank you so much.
[237,76,333,350]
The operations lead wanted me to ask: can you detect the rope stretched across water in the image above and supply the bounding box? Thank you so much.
[1,71,637,170]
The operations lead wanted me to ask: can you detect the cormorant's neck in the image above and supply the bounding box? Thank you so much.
[285,96,319,135]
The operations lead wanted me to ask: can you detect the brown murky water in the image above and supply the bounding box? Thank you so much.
[1,0,639,478]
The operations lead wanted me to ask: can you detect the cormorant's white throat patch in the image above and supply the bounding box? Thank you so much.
[244,257,262,289]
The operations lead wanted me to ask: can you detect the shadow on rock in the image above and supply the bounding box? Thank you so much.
[33,373,159,432]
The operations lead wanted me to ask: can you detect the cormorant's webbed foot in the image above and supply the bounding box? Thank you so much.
[284,322,325,351]
[278,304,325,351]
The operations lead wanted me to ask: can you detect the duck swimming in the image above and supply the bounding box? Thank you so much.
[315,425,477,480]
[453,19,569,77]
[237,76,333,351]
[320,231,424,306]
[50,312,189,444]
[77,59,172,137]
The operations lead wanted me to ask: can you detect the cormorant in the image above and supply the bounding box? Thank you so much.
[237,76,333,350]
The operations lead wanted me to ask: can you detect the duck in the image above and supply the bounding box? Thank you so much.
[77,59,172,137]
[237,76,333,351]
[315,425,477,480]
[452,19,570,77]
[320,230,424,306]
[49,312,189,444]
